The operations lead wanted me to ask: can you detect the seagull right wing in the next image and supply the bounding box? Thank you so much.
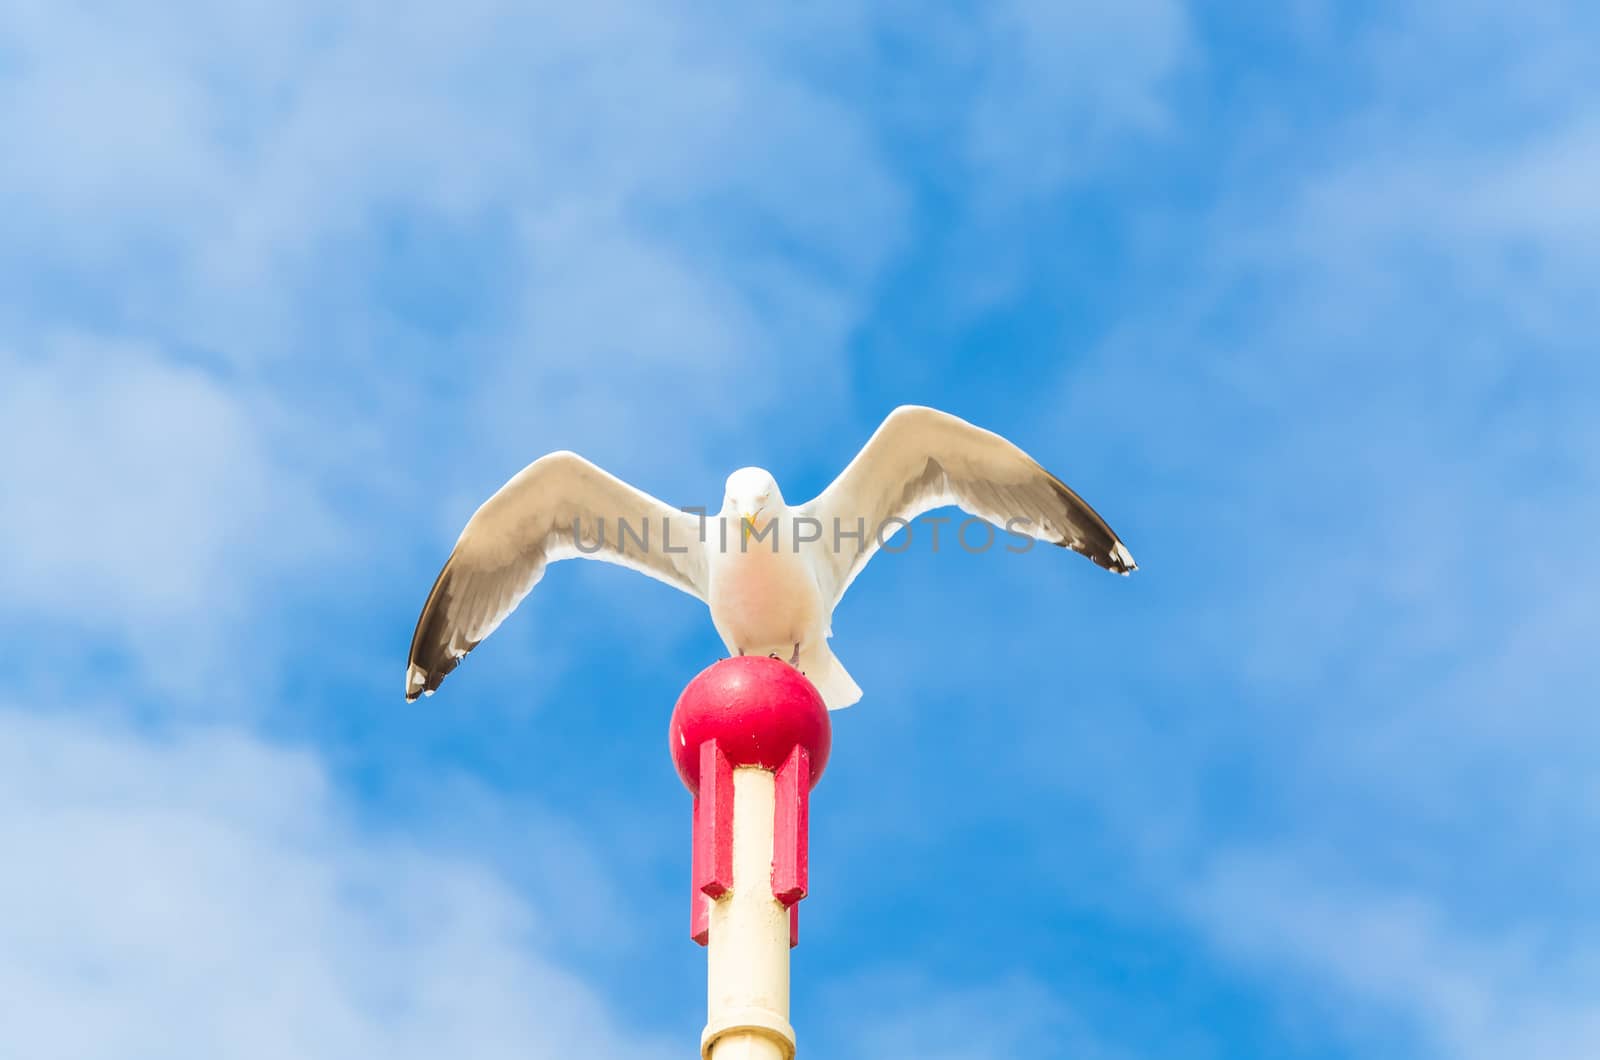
[801,405,1136,607]
[406,451,708,701]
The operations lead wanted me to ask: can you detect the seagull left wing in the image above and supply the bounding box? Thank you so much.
[802,405,1137,607]
[406,451,708,701]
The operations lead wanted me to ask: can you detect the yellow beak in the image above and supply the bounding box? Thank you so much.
[739,509,757,541]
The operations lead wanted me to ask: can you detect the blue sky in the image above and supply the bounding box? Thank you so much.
[1,2,1596,1057]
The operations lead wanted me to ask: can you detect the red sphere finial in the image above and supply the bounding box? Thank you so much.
[669,656,831,794]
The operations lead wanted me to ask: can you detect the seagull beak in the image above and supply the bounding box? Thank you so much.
[739,507,757,540]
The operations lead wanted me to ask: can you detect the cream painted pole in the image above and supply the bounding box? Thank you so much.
[669,657,832,1060]
[702,767,794,1059]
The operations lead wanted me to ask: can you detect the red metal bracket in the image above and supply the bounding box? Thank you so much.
[690,739,734,945]
[772,745,811,949]
[690,740,813,948]
[771,746,810,905]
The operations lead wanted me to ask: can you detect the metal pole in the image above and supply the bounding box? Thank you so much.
[703,767,792,1059]
[670,657,831,1060]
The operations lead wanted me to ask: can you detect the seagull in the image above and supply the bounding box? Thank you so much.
[406,405,1136,710]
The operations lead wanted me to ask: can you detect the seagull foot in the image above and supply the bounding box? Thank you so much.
[764,644,803,669]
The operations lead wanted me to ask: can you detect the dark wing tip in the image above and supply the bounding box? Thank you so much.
[1043,476,1137,575]
[404,651,465,702]
[405,557,474,702]
[1067,538,1138,574]
[403,661,431,702]
[1052,535,1138,574]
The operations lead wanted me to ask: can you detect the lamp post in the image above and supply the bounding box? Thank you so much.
[669,657,832,1060]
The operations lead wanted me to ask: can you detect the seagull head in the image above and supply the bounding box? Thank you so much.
[723,467,782,534]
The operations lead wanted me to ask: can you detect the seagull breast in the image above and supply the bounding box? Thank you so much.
[706,510,825,655]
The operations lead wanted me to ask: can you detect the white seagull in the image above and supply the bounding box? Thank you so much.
[406,405,1136,710]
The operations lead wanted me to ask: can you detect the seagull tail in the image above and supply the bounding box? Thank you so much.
[809,645,862,711]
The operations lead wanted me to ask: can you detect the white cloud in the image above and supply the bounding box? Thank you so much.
[0,337,332,619]
[1187,850,1600,1060]
[0,704,677,1060]
[818,967,1121,1060]
[0,337,342,701]
[1036,0,1600,723]
[0,0,916,705]
[0,1,925,633]
[0,0,1203,710]
[966,0,1189,197]
[970,5,1600,1053]
[0,0,908,365]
